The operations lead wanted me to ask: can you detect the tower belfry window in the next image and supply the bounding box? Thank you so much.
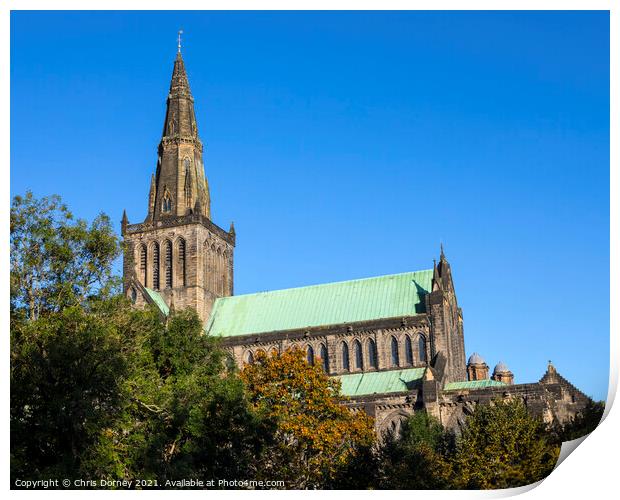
[139,244,147,286]
[152,242,160,290]
[178,239,186,286]
[164,240,173,288]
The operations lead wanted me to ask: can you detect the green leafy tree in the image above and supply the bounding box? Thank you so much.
[85,309,272,487]
[452,399,560,489]
[376,411,455,489]
[10,298,135,482]
[550,399,605,443]
[12,302,272,488]
[11,191,121,321]
[240,349,376,489]
[11,193,270,488]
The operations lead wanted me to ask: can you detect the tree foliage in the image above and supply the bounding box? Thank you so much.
[11,302,271,488]
[550,399,605,443]
[240,349,375,489]
[91,309,272,485]
[452,399,560,489]
[11,298,134,481]
[11,191,121,321]
[376,411,455,489]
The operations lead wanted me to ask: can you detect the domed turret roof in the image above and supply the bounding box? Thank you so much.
[467,352,485,365]
[494,361,510,373]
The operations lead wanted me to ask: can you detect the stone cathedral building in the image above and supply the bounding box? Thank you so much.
[122,49,590,435]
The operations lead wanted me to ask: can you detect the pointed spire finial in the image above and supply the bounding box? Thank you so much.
[440,242,445,259]
[121,210,128,235]
[177,30,183,54]
[229,221,236,236]
[432,258,441,291]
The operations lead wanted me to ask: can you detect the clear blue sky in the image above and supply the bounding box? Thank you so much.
[10,11,609,401]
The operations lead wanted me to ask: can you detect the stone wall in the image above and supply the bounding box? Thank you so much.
[221,315,433,375]
[123,215,234,322]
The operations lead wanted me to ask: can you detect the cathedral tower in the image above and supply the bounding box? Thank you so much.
[426,247,467,383]
[122,46,235,322]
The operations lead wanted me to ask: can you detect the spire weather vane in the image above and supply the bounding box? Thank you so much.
[177,30,183,53]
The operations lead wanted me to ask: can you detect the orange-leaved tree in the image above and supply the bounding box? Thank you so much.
[240,348,375,489]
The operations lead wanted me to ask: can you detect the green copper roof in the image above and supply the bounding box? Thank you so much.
[205,270,433,338]
[337,368,426,397]
[144,287,170,316]
[443,380,507,391]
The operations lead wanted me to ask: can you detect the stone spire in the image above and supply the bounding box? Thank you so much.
[163,51,196,138]
[437,244,453,291]
[147,46,210,223]
[121,210,128,235]
[432,259,441,291]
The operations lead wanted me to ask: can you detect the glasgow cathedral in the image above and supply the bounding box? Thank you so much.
[122,48,590,436]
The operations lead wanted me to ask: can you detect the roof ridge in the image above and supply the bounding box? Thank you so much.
[217,268,434,301]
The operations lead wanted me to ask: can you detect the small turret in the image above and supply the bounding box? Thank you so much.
[492,361,514,385]
[466,352,489,381]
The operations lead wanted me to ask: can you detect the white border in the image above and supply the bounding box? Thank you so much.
[3,1,616,498]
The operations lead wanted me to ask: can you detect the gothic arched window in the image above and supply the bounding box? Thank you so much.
[162,189,172,213]
[244,351,254,365]
[222,249,229,295]
[320,344,328,373]
[307,345,315,366]
[341,342,350,372]
[178,238,186,287]
[164,240,173,288]
[354,340,363,370]
[405,335,414,365]
[368,339,378,369]
[139,244,147,286]
[418,334,427,363]
[391,336,400,367]
[152,242,160,290]
[216,247,223,296]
